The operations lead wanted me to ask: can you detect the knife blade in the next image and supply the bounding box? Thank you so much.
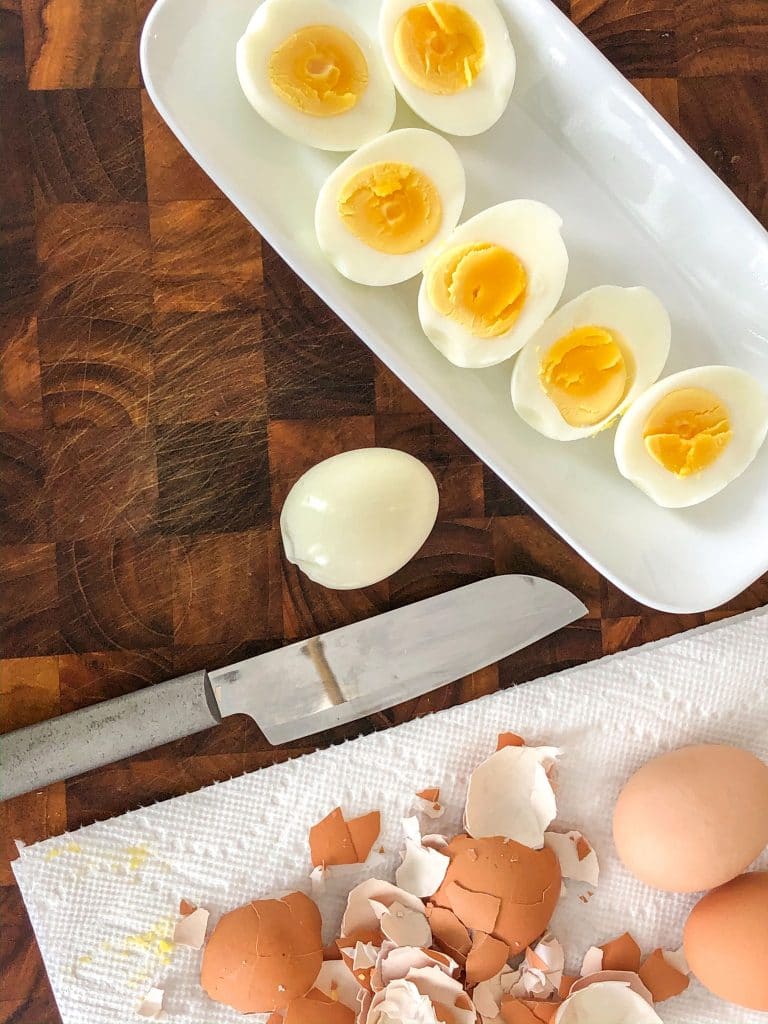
[0,575,586,801]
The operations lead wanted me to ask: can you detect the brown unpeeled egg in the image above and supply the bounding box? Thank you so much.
[200,891,323,1013]
[683,871,768,1011]
[430,834,561,954]
[612,744,768,892]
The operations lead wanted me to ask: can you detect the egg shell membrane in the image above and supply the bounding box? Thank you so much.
[309,806,381,867]
[236,0,395,151]
[683,871,768,1012]
[378,0,515,135]
[637,950,689,1002]
[430,835,561,954]
[418,201,568,368]
[612,743,768,891]
[200,892,323,1013]
[511,285,671,441]
[614,365,768,508]
[315,129,466,286]
[598,932,640,972]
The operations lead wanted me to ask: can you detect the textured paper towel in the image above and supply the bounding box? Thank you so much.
[13,608,768,1024]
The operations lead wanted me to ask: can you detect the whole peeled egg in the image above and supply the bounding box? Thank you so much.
[379,0,516,135]
[614,365,768,507]
[280,448,439,589]
[683,872,768,1012]
[612,743,768,892]
[315,127,466,286]
[511,285,671,440]
[236,0,395,150]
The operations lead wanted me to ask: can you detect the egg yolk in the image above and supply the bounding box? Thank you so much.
[268,25,368,117]
[337,162,442,255]
[539,325,629,427]
[394,2,485,95]
[427,243,527,338]
[643,387,732,476]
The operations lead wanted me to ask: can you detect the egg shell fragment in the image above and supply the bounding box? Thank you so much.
[501,998,558,1023]
[281,448,439,589]
[637,949,689,1002]
[511,285,671,440]
[465,932,510,985]
[236,0,395,150]
[342,878,426,936]
[315,128,466,285]
[683,870,768,1012]
[465,744,559,848]
[614,365,768,507]
[200,891,323,1013]
[599,932,640,973]
[554,981,664,1023]
[418,201,568,368]
[284,993,356,1024]
[309,807,381,867]
[613,743,768,891]
[378,0,516,136]
[431,835,561,955]
[543,831,599,888]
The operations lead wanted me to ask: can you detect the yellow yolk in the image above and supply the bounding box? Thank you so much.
[427,243,527,338]
[394,2,485,95]
[337,161,442,254]
[643,387,732,476]
[539,325,628,428]
[268,25,368,116]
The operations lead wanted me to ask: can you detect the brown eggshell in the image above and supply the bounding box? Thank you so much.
[683,871,768,1011]
[431,835,561,955]
[638,949,689,1002]
[443,880,501,932]
[465,932,510,985]
[497,733,526,750]
[425,905,472,962]
[309,808,381,867]
[500,997,557,1023]
[613,744,768,892]
[417,787,441,802]
[284,995,355,1024]
[200,892,323,1013]
[600,932,641,973]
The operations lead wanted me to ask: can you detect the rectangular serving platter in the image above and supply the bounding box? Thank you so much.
[140,0,768,613]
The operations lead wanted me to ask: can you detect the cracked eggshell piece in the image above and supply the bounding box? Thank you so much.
[569,971,653,1004]
[431,835,561,955]
[379,901,433,947]
[173,906,209,949]
[138,986,165,1019]
[367,977,441,1024]
[638,949,690,1002]
[543,831,599,887]
[555,981,663,1023]
[342,878,426,936]
[465,932,510,985]
[465,745,560,848]
[396,832,450,898]
[309,807,381,867]
[315,959,364,1010]
[425,905,472,961]
[579,946,603,976]
[200,891,323,1013]
[599,933,641,973]
[281,448,439,590]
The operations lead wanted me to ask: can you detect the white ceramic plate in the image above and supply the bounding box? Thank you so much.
[140,0,768,614]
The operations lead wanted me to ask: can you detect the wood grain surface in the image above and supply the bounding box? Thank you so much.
[1,0,767,1019]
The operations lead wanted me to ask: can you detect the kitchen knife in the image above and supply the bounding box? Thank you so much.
[0,575,586,801]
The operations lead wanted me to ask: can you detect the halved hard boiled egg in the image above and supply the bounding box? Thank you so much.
[236,0,395,151]
[315,128,466,285]
[418,200,568,367]
[379,0,515,135]
[614,365,768,507]
[511,286,671,440]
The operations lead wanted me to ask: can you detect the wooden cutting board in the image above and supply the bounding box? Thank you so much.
[1,0,766,1019]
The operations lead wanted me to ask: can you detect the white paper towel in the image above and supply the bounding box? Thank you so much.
[13,608,768,1024]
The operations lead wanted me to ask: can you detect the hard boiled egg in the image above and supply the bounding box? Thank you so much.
[614,365,768,507]
[511,286,671,440]
[315,128,466,286]
[280,448,439,589]
[236,0,395,151]
[379,0,515,135]
[418,200,568,368]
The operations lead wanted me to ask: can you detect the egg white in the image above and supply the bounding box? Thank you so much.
[511,285,671,440]
[315,128,466,286]
[378,0,515,136]
[614,365,768,508]
[236,0,395,151]
[418,200,568,368]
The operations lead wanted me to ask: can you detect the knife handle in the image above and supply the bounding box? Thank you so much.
[0,671,221,802]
